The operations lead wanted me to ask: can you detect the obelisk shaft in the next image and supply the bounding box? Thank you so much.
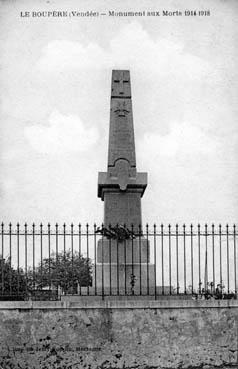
[98,70,147,229]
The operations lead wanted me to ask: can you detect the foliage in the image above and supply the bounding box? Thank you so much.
[30,250,92,294]
[0,257,28,297]
[192,281,237,300]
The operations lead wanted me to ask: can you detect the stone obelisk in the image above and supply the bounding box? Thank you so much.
[95,70,154,292]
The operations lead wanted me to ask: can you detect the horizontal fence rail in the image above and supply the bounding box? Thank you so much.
[0,223,237,300]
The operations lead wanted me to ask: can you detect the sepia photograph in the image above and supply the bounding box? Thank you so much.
[0,0,237,368]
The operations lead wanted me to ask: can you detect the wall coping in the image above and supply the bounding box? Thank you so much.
[0,299,237,310]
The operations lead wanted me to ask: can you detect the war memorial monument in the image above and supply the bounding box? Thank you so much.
[95,70,155,293]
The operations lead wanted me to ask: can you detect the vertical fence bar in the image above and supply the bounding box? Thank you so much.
[24,223,28,295]
[198,224,201,294]
[48,223,51,291]
[55,223,59,295]
[32,223,35,290]
[212,224,215,293]
[78,224,81,295]
[145,224,149,295]
[139,224,142,296]
[86,224,89,295]
[1,223,4,295]
[71,223,74,294]
[183,224,186,294]
[204,224,208,292]
[109,224,112,296]
[40,223,43,290]
[116,224,119,296]
[219,224,222,288]
[131,224,134,295]
[168,224,171,295]
[101,223,104,300]
[176,224,179,294]
[78,224,82,296]
[161,224,164,295]
[234,224,237,294]
[226,224,229,293]
[124,224,127,295]
[17,223,20,294]
[94,224,97,296]
[154,224,157,300]
[63,223,66,295]
[9,223,12,295]
[190,224,194,294]
[63,223,66,260]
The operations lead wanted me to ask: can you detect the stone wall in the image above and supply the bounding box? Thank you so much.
[0,300,237,369]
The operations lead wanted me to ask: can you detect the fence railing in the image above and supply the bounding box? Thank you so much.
[0,223,237,300]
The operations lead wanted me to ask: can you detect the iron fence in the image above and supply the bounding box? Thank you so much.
[0,223,237,300]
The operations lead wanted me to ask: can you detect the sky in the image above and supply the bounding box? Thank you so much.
[0,0,237,227]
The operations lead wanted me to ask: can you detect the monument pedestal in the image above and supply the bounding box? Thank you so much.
[93,263,155,291]
[96,237,150,263]
[94,237,155,290]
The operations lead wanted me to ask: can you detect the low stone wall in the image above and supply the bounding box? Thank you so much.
[0,300,237,369]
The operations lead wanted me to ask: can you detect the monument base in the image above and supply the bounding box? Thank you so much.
[63,285,173,297]
[93,263,155,291]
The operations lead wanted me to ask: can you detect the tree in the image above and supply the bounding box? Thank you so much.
[32,250,92,294]
[0,257,28,298]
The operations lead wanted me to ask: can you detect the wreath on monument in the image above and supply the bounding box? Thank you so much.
[95,224,136,241]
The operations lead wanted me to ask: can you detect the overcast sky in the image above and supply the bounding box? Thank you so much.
[0,0,237,227]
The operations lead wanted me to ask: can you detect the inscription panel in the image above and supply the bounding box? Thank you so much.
[104,192,142,228]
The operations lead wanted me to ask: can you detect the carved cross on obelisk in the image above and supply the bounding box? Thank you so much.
[98,70,147,229]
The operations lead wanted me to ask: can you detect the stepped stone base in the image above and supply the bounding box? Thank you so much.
[93,263,155,290]
[63,285,174,297]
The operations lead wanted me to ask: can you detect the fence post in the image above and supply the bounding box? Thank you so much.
[55,223,59,293]
[109,223,112,296]
[1,223,4,296]
[161,224,164,295]
[226,224,230,294]
[219,224,222,288]
[234,224,237,294]
[154,224,157,300]
[32,223,35,290]
[40,223,43,290]
[48,223,51,291]
[24,223,28,296]
[190,224,193,294]
[78,223,81,296]
[132,223,134,295]
[168,224,171,295]
[176,224,179,294]
[9,223,12,295]
[139,224,142,296]
[101,223,104,300]
[212,224,215,293]
[124,223,127,295]
[17,223,20,294]
[183,224,186,294]
[71,223,74,294]
[204,224,208,292]
[86,223,89,296]
[198,224,201,294]
[94,223,97,296]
